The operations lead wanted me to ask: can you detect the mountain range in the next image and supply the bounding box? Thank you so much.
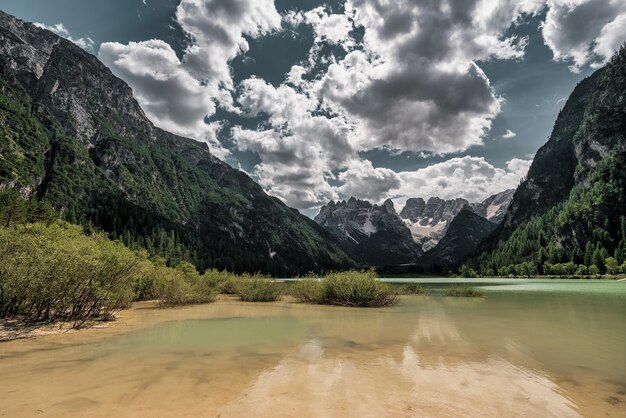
[314,190,514,266]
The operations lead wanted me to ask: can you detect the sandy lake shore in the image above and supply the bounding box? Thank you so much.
[1,295,625,417]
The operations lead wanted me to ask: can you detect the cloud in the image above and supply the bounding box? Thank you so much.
[285,6,355,48]
[502,129,517,139]
[321,0,546,154]
[336,160,401,202]
[98,40,228,158]
[233,77,354,209]
[92,0,623,213]
[34,22,95,51]
[394,157,532,208]
[97,0,281,157]
[175,0,281,86]
[542,0,626,72]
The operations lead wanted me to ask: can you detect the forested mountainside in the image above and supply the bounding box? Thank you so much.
[0,11,354,275]
[470,47,626,275]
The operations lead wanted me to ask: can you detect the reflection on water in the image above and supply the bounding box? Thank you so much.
[1,281,625,417]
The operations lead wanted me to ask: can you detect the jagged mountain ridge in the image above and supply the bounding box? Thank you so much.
[0,11,354,275]
[398,190,514,251]
[315,190,513,265]
[314,197,422,265]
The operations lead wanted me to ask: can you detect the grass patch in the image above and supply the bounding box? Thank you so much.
[397,283,431,296]
[444,285,484,298]
[291,269,397,307]
[236,274,283,302]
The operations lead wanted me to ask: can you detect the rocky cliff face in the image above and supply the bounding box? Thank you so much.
[400,197,469,250]
[315,197,423,265]
[398,191,513,250]
[315,189,514,265]
[0,11,354,275]
[470,189,515,224]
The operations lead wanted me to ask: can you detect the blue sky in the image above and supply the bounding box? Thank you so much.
[2,0,624,216]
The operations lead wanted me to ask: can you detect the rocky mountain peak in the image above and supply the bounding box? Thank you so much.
[399,197,426,222]
[382,198,396,214]
[315,198,422,265]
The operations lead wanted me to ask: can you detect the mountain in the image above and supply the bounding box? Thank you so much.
[314,190,514,266]
[399,197,468,251]
[0,11,355,275]
[471,46,626,274]
[398,191,513,251]
[469,189,515,224]
[420,209,497,265]
[314,198,422,265]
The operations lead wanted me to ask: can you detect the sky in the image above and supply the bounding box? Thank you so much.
[2,0,625,217]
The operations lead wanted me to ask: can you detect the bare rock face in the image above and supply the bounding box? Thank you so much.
[399,197,468,251]
[469,189,515,225]
[397,191,514,251]
[315,189,515,265]
[315,198,423,265]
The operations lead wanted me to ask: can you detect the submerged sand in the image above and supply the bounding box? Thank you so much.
[0,296,624,417]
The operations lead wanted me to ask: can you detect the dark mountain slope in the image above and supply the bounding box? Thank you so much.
[471,46,626,274]
[0,11,354,275]
[420,208,497,265]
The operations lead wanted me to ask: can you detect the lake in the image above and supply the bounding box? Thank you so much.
[1,279,625,417]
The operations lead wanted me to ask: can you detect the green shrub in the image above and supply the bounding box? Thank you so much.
[236,274,282,302]
[398,283,431,296]
[203,269,241,295]
[444,286,484,298]
[0,221,139,325]
[157,262,216,307]
[290,276,324,303]
[292,269,397,307]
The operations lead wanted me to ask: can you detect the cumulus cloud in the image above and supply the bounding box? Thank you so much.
[34,22,95,51]
[323,0,546,154]
[285,6,355,48]
[502,129,517,139]
[394,157,532,208]
[97,0,281,157]
[233,77,354,209]
[92,0,622,213]
[175,0,281,86]
[98,40,228,158]
[542,0,626,72]
[336,160,401,202]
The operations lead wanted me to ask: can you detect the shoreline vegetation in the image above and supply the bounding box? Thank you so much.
[0,191,623,341]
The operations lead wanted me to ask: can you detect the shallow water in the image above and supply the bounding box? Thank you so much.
[1,280,625,417]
